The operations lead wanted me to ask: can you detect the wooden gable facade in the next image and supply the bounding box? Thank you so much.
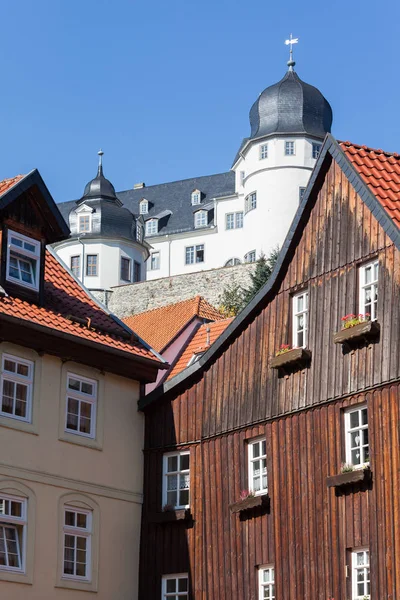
[139,137,400,600]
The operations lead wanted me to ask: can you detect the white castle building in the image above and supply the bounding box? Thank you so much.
[55,55,332,292]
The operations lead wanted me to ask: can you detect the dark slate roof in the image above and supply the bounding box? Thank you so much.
[249,69,332,140]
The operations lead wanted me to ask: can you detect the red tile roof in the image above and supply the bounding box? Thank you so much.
[124,296,224,353]
[167,318,233,380]
[0,175,23,196]
[340,141,400,227]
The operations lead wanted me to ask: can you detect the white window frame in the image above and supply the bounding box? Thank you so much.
[146,219,158,236]
[62,506,92,582]
[0,493,27,574]
[351,549,370,599]
[162,451,190,509]
[120,256,131,282]
[0,354,33,423]
[139,199,148,214]
[259,143,268,160]
[226,211,244,230]
[245,250,256,263]
[225,258,241,267]
[191,190,201,205]
[6,230,40,291]
[258,565,275,600]
[245,192,257,214]
[240,171,245,186]
[185,245,204,265]
[345,405,369,468]
[65,373,97,439]
[70,255,81,278]
[248,438,268,495]
[150,252,160,270]
[86,255,98,277]
[312,142,321,159]
[359,259,378,321]
[78,213,91,233]
[194,210,207,228]
[285,140,295,156]
[162,573,189,599]
[292,290,309,348]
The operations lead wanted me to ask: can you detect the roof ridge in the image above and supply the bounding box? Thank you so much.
[117,171,232,195]
[339,140,400,159]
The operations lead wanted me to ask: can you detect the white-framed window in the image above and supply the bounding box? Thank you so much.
[312,142,322,159]
[225,258,241,267]
[65,374,97,438]
[6,230,40,291]
[136,222,143,242]
[191,190,201,205]
[78,214,91,233]
[359,260,378,321]
[0,494,27,573]
[70,256,81,278]
[258,565,275,600]
[351,549,370,599]
[185,244,204,265]
[150,252,160,270]
[245,192,257,214]
[292,290,308,348]
[86,255,98,277]
[120,257,131,282]
[248,438,268,495]
[245,250,256,263]
[139,199,148,214]
[260,144,268,160]
[194,210,207,228]
[146,219,158,236]
[299,187,306,203]
[226,211,243,230]
[162,574,189,599]
[285,140,295,156]
[240,171,245,186]
[63,506,92,581]
[0,354,33,422]
[163,452,190,509]
[345,405,369,468]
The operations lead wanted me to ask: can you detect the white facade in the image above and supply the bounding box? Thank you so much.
[145,136,320,280]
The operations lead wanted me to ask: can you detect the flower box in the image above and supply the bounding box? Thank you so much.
[326,467,372,490]
[150,509,192,524]
[229,494,269,514]
[270,348,311,369]
[333,321,380,345]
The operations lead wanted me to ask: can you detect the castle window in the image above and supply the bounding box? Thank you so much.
[146,219,158,236]
[0,354,33,422]
[312,142,322,159]
[285,141,295,156]
[120,257,131,282]
[224,258,241,267]
[0,494,27,573]
[70,256,81,278]
[139,199,148,214]
[6,230,40,292]
[150,252,160,270]
[245,192,257,214]
[86,255,98,277]
[292,290,308,348]
[78,214,91,233]
[226,212,243,230]
[260,144,268,160]
[185,245,204,265]
[194,210,207,228]
[245,250,256,263]
[191,190,201,205]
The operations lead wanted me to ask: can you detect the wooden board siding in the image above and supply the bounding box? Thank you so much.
[140,156,400,598]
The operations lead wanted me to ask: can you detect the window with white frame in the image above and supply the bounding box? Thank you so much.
[351,549,370,599]
[248,438,268,495]
[78,214,91,233]
[150,252,160,270]
[0,494,26,572]
[292,290,308,348]
[86,255,98,277]
[70,256,81,278]
[258,565,275,600]
[0,354,33,422]
[345,405,369,468]
[65,374,97,438]
[240,171,245,186]
[63,506,92,580]
[245,250,257,263]
[191,190,201,205]
[120,257,131,282]
[163,452,190,509]
[285,141,295,155]
[260,143,268,160]
[136,222,143,242]
[146,219,158,236]
[312,142,321,159]
[226,211,243,230]
[162,574,188,599]
[245,192,257,214]
[139,199,148,214]
[359,260,378,321]
[194,210,207,228]
[225,258,241,267]
[185,245,204,265]
[6,230,40,291]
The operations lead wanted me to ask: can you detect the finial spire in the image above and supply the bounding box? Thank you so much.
[97,149,104,176]
[285,34,299,71]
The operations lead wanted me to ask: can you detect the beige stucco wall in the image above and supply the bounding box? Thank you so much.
[0,341,144,599]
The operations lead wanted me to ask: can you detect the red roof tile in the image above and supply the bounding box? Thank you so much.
[340,141,400,227]
[167,318,233,380]
[124,296,224,353]
[0,175,24,196]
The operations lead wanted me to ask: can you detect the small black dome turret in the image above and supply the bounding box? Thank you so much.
[249,68,332,140]
[79,150,118,203]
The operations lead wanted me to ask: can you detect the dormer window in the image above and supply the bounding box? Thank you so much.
[139,199,148,214]
[146,219,158,236]
[6,230,40,291]
[191,190,201,205]
[194,210,207,228]
[78,214,91,233]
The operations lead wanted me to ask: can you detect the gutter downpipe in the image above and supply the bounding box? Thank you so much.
[77,237,85,287]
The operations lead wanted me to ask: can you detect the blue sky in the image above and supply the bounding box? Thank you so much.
[0,0,398,203]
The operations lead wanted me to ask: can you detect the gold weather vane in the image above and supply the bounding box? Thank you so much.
[285,34,298,70]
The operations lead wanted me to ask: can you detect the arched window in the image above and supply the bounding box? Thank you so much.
[139,199,148,214]
[224,258,241,267]
[191,189,201,205]
[244,192,257,214]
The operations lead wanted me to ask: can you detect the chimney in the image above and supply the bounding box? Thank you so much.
[134,182,146,190]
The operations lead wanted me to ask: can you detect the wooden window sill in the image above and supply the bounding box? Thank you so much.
[149,509,192,524]
[229,494,270,515]
[333,321,380,345]
[326,467,372,492]
[270,348,311,370]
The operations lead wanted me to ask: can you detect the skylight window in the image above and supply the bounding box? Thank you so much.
[6,230,40,291]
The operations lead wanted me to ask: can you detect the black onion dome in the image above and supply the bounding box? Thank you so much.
[80,163,118,203]
[249,69,332,140]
